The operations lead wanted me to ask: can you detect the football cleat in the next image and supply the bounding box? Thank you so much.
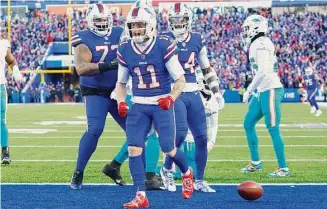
[145,172,165,190]
[310,106,316,114]
[182,168,194,199]
[315,110,322,117]
[240,162,263,173]
[123,192,149,208]
[267,168,291,177]
[1,151,11,165]
[160,167,176,192]
[101,162,126,186]
[194,181,216,193]
[70,170,84,190]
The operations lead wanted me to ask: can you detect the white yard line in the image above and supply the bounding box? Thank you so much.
[9,159,327,162]
[1,183,327,186]
[10,145,327,148]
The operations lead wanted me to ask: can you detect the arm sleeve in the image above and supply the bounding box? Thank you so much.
[247,49,269,93]
[72,33,84,47]
[117,64,130,83]
[165,55,185,81]
[197,46,210,69]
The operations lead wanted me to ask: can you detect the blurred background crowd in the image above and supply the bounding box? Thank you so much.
[1,6,327,103]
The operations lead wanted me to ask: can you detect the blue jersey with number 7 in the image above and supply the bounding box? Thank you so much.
[117,35,179,97]
[72,27,123,90]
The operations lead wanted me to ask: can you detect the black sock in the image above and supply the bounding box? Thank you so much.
[110,159,122,168]
[2,147,8,153]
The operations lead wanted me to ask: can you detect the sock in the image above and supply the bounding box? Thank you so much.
[170,148,188,174]
[129,155,145,192]
[163,155,174,170]
[137,191,146,197]
[194,135,208,181]
[268,126,287,168]
[145,132,160,173]
[183,141,197,176]
[110,159,122,168]
[76,131,100,172]
[252,161,261,165]
[113,141,129,164]
[2,147,8,153]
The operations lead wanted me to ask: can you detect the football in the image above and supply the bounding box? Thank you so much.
[237,181,263,201]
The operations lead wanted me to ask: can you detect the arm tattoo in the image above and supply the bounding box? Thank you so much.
[74,44,99,76]
[170,75,186,100]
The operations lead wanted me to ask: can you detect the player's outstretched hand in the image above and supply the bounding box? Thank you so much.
[157,95,175,110]
[118,102,129,117]
[215,92,225,110]
[207,141,215,153]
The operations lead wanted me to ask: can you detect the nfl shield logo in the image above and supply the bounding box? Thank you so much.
[141,54,146,60]
[182,42,186,47]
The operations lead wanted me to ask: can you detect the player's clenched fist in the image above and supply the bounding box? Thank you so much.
[157,95,175,110]
[118,102,129,117]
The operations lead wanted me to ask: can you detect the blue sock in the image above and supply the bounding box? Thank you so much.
[76,131,99,172]
[170,148,188,173]
[145,132,160,173]
[113,141,129,164]
[312,98,319,110]
[129,155,145,191]
[194,135,208,180]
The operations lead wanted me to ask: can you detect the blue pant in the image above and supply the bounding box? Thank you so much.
[307,88,319,110]
[164,91,208,180]
[76,95,126,172]
[126,104,175,153]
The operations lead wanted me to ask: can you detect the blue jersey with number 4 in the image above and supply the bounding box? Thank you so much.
[304,74,317,90]
[72,27,123,90]
[117,35,179,97]
[163,32,205,83]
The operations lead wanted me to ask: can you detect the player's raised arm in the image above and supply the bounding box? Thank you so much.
[165,55,185,100]
[74,44,118,77]
[5,47,23,82]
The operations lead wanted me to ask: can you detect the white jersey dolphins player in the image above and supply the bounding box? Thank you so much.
[241,15,290,177]
[0,36,23,165]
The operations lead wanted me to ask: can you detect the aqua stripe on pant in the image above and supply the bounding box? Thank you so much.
[1,84,9,147]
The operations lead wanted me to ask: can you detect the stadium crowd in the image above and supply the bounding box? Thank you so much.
[2,7,327,102]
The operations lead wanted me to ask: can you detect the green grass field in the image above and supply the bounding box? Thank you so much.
[2,103,327,183]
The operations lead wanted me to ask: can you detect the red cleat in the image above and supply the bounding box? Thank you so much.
[182,168,194,199]
[123,192,150,208]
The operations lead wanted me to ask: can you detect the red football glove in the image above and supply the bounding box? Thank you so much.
[118,102,129,117]
[157,95,175,110]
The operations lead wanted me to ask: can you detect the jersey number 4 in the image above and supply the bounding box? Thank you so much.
[134,65,160,89]
[182,52,195,74]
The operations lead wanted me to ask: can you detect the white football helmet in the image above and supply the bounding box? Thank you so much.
[167,3,192,39]
[126,7,156,44]
[131,0,156,16]
[241,14,268,47]
[305,67,313,76]
[86,3,113,37]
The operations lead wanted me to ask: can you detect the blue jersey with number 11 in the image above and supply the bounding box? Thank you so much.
[117,35,179,97]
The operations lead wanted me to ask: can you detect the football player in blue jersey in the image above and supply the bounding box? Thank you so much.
[304,67,322,117]
[101,0,165,190]
[160,3,224,193]
[116,7,194,208]
[69,3,126,190]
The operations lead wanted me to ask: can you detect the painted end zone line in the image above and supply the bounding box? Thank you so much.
[10,159,327,162]
[1,183,327,186]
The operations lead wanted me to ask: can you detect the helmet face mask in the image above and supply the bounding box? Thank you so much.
[305,67,313,76]
[86,4,113,37]
[168,3,192,39]
[126,7,156,44]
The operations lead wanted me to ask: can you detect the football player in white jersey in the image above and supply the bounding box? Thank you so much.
[0,36,23,165]
[241,15,290,177]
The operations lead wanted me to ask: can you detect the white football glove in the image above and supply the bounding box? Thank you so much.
[243,91,250,103]
[215,92,225,110]
[207,141,214,153]
[12,65,24,82]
